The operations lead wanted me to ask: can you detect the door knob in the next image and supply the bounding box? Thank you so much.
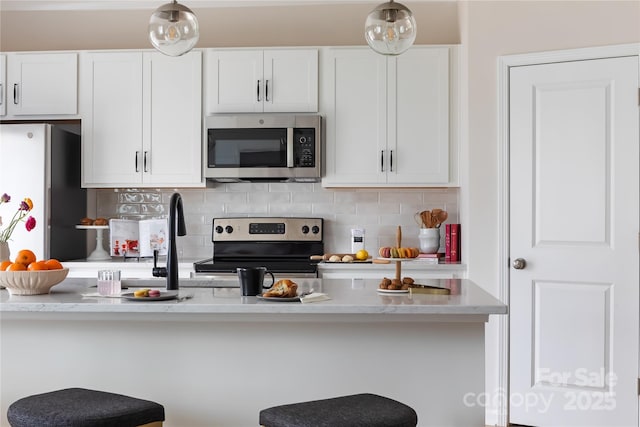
[512,258,526,270]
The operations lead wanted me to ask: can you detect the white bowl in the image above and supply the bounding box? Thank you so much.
[0,268,69,295]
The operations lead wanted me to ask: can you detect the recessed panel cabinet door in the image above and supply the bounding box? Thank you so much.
[206,50,263,113]
[7,52,77,116]
[143,51,202,186]
[322,48,387,185]
[388,47,449,184]
[509,55,639,427]
[80,52,143,186]
[0,54,6,116]
[263,49,318,113]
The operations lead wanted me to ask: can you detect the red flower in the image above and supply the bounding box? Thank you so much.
[25,216,36,232]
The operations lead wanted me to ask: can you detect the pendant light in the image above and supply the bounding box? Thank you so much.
[364,0,417,56]
[149,0,199,57]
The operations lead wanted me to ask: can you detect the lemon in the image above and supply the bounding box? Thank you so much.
[355,249,369,260]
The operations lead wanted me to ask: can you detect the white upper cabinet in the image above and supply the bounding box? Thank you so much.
[143,51,202,186]
[80,51,144,186]
[206,49,318,114]
[6,52,78,116]
[322,46,455,187]
[81,50,203,188]
[0,54,6,116]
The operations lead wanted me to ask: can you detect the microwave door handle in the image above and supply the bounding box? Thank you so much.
[286,128,294,167]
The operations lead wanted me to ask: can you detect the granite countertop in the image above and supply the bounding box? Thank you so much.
[0,278,506,320]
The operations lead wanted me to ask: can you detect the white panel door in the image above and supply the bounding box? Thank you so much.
[80,52,143,186]
[389,47,449,184]
[143,51,202,186]
[7,53,77,116]
[509,56,639,426]
[0,54,6,116]
[322,48,387,185]
[263,49,318,113]
[205,50,263,113]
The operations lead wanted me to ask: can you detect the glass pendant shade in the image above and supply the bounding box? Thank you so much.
[364,0,417,56]
[149,0,199,57]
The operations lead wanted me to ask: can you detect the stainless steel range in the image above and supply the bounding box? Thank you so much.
[193,217,324,279]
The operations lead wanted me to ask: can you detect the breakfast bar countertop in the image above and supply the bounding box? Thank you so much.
[0,278,506,321]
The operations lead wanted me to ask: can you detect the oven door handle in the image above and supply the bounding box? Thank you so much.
[286,127,294,167]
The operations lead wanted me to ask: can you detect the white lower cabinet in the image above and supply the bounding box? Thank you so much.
[322,46,454,187]
[81,50,203,188]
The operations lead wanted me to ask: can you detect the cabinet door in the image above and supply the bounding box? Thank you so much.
[80,52,143,187]
[205,50,263,114]
[143,51,203,186]
[388,47,450,184]
[0,54,5,116]
[7,52,77,115]
[263,49,318,112]
[322,48,387,186]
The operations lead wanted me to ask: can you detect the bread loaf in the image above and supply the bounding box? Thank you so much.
[263,279,298,298]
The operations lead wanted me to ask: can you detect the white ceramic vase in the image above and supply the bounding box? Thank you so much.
[418,228,440,254]
[0,241,10,262]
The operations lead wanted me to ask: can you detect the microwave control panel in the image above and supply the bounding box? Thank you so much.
[293,128,316,167]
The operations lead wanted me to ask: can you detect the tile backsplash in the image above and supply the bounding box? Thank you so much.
[96,183,459,259]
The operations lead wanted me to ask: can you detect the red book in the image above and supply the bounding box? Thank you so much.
[444,224,451,261]
[450,224,460,262]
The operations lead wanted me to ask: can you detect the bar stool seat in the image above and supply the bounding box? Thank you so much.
[7,388,165,427]
[259,393,418,427]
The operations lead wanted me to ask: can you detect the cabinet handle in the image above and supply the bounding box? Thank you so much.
[0,84,3,106]
[135,151,140,172]
[257,80,261,102]
[381,150,385,172]
[13,84,18,105]
[143,151,149,173]
[265,79,270,102]
[390,150,394,172]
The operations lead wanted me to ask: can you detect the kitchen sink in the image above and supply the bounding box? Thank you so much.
[121,278,238,288]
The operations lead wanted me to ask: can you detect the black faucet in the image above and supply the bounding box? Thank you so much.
[166,192,186,290]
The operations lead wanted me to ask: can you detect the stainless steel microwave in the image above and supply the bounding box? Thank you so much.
[204,114,322,182]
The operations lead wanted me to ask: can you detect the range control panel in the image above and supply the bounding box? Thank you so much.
[212,217,323,242]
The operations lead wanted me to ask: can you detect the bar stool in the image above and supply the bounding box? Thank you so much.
[259,393,418,427]
[7,388,165,427]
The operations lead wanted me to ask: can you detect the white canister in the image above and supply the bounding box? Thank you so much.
[419,228,440,254]
[351,228,365,253]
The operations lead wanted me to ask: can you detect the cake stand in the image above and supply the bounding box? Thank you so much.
[75,225,111,261]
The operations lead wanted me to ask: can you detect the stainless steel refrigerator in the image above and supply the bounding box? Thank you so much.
[0,123,86,260]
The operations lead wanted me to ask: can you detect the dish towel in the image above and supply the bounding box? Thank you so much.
[300,292,330,303]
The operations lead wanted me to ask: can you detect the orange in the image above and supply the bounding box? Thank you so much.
[27,261,49,271]
[8,262,27,271]
[45,259,64,270]
[0,260,11,271]
[15,249,36,266]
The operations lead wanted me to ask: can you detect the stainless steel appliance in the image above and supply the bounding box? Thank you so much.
[204,114,321,182]
[193,217,323,279]
[0,123,86,260]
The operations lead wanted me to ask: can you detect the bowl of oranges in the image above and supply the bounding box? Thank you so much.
[0,249,68,295]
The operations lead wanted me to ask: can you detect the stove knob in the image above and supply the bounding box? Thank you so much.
[301,225,310,234]
[225,225,234,234]
[312,225,320,234]
[215,225,224,234]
